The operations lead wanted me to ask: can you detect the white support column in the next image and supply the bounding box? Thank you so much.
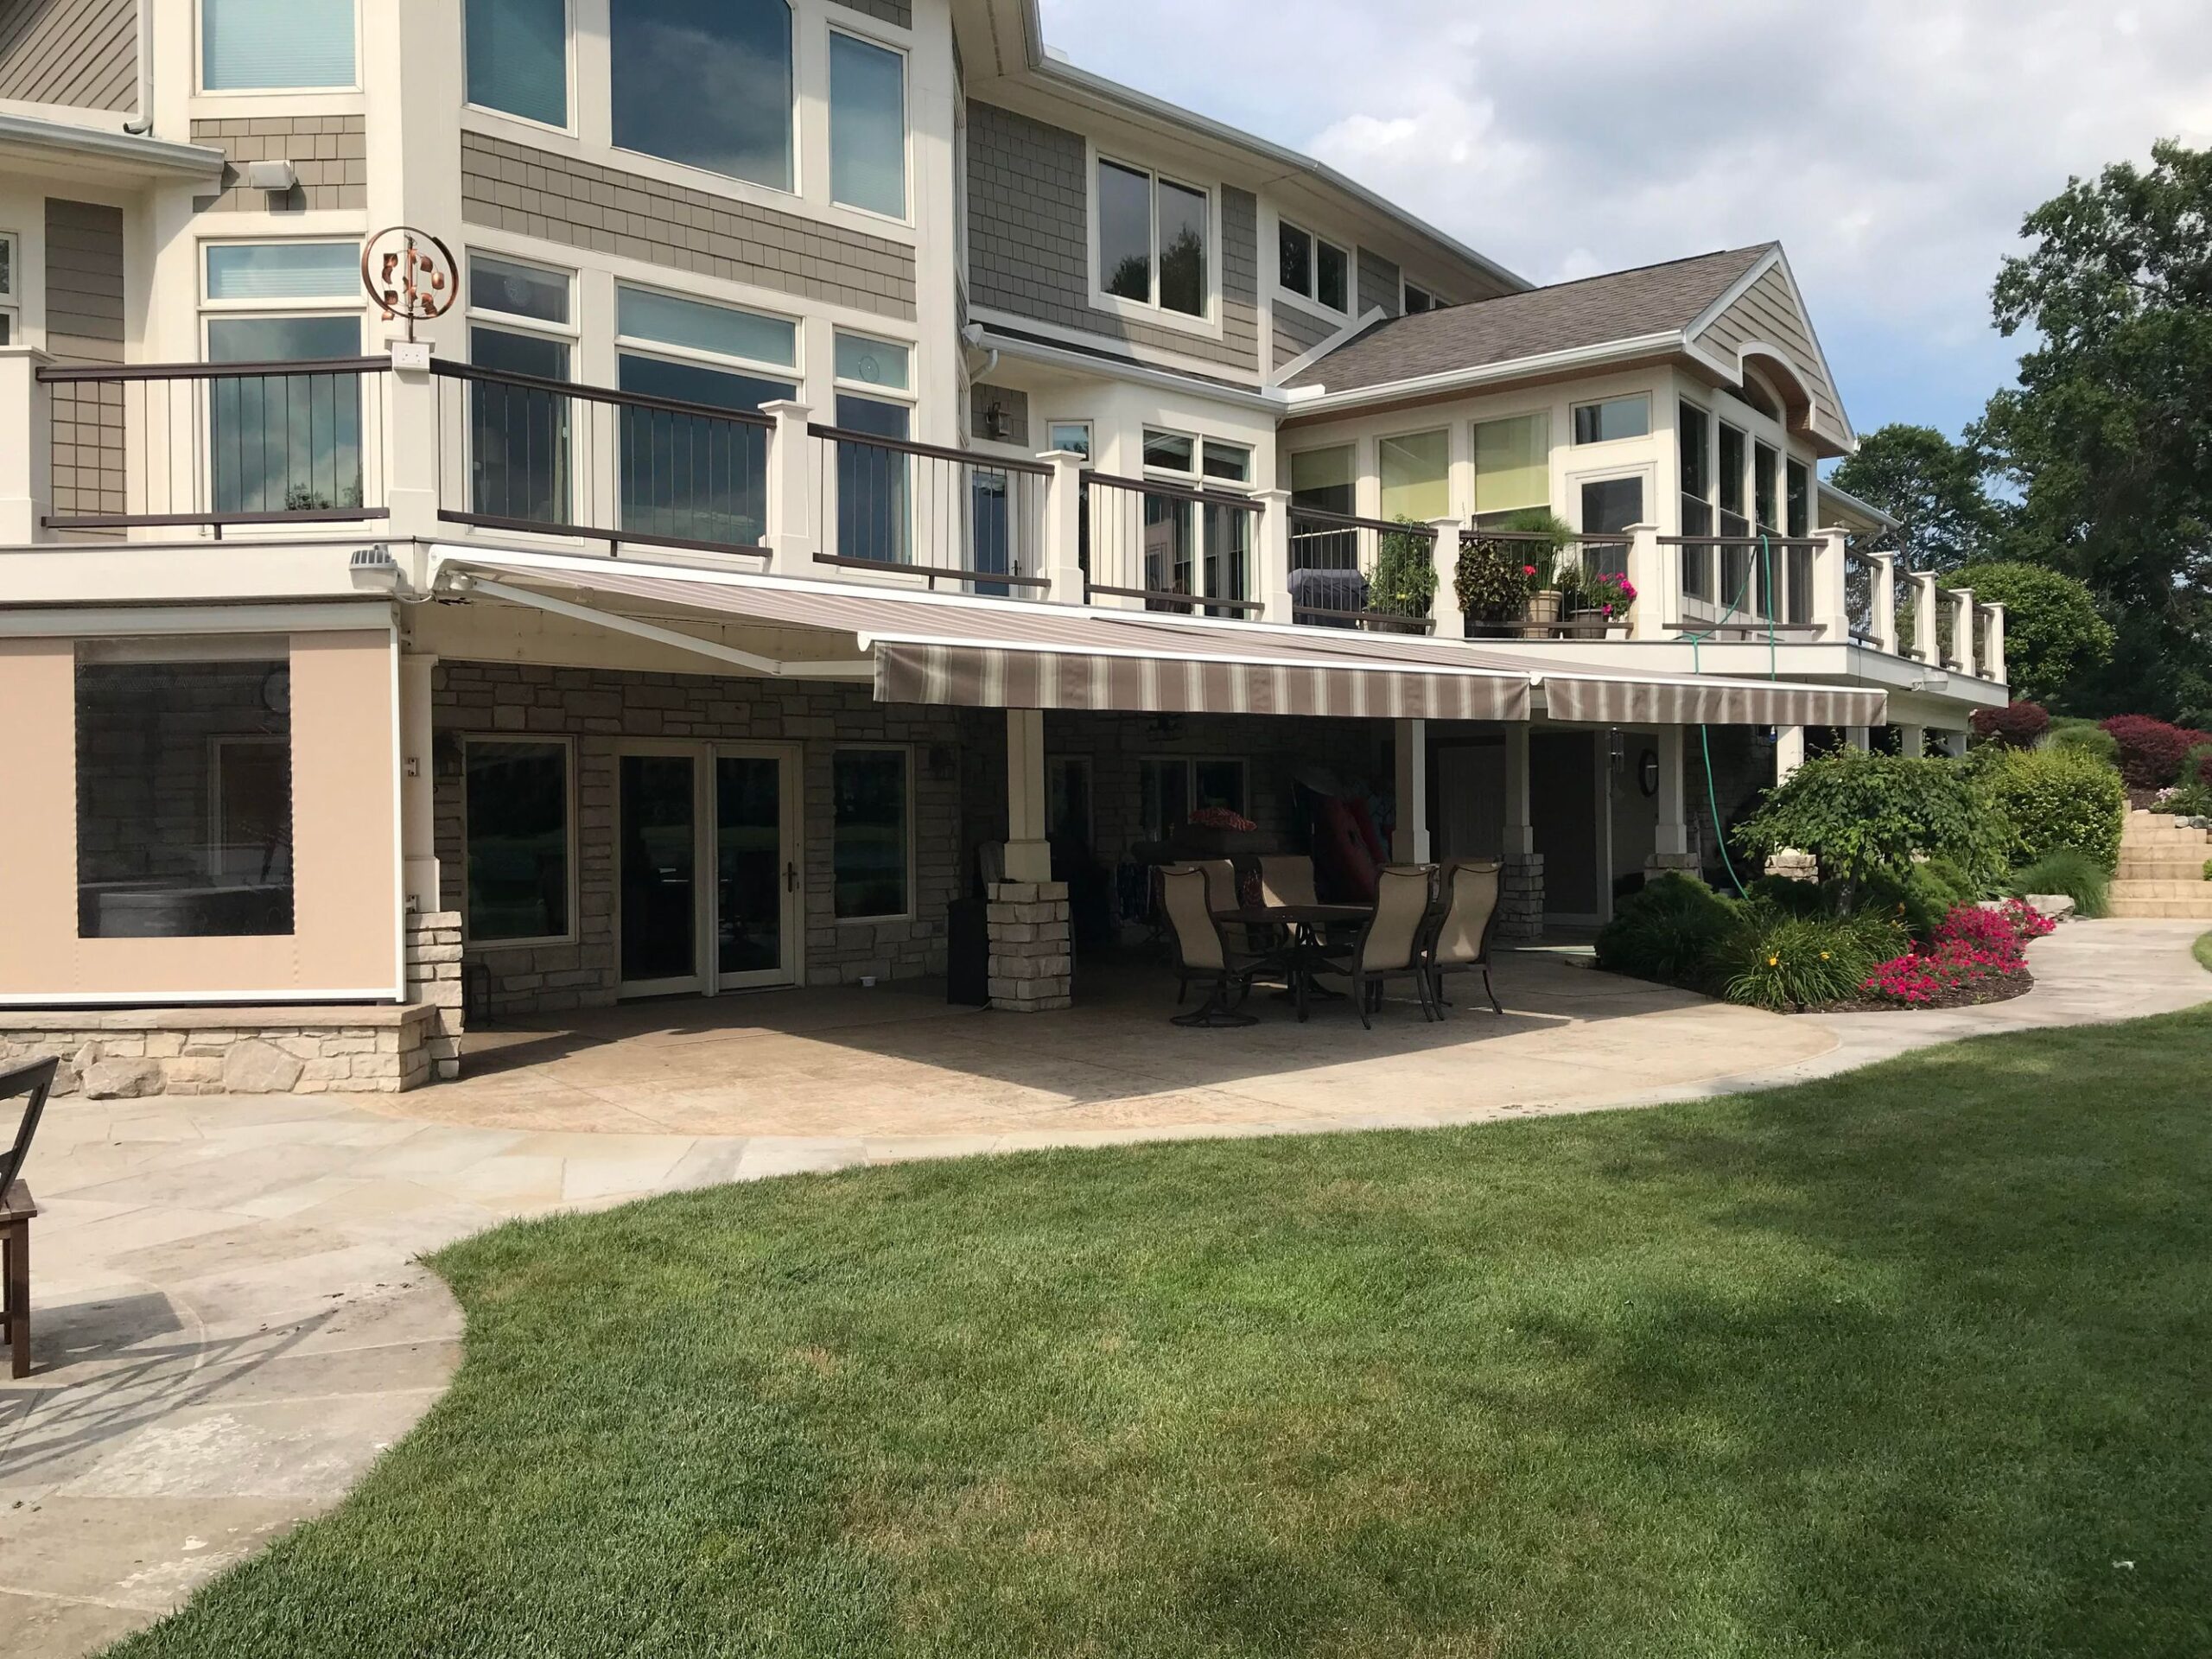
[1654,725,1688,858]
[1953,587,1976,677]
[1427,516,1465,639]
[1813,527,1852,640]
[1940,730,1968,760]
[1775,723,1808,783]
[382,341,441,543]
[1002,706,1052,883]
[1845,726,1872,753]
[398,652,441,912]
[1985,603,2007,686]
[1039,448,1087,606]
[1911,571,1941,662]
[1870,551,1898,653]
[1255,487,1294,624]
[1503,723,1534,856]
[762,399,815,578]
[0,349,54,544]
[1392,718,1430,862]
[1895,720,1926,760]
[1497,722,1544,938]
[1625,524,1667,640]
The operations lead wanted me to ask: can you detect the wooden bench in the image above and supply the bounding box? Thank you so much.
[1,1057,57,1380]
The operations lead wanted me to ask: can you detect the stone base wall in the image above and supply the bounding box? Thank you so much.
[1,1005,442,1098]
[1763,851,1820,884]
[987,880,1071,1012]
[1644,851,1702,883]
[405,910,465,1081]
[1497,852,1545,941]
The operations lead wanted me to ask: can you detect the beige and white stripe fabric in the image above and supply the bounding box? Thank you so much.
[1541,674,1885,728]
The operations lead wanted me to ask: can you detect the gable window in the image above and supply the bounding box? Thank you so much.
[1380,429,1449,523]
[830,30,906,219]
[465,737,573,944]
[467,253,575,528]
[1279,221,1348,313]
[201,0,355,90]
[1402,282,1440,315]
[1471,412,1550,527]
[201,243,364,516]
[1096,159,1208,318]
[467,0,568,127]
[833,747,911,920]
[1571,395,1649,445]
[0,232,16,345]
[612,0,791,191]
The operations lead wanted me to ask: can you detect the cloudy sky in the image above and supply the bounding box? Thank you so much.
[1038,0,2212,447]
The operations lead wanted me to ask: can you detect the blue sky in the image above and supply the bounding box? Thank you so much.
[1039,0,2212,444]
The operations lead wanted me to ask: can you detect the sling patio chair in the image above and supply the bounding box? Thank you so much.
[1425,858,1505,1016]
[1159,864,1274,1027]
[1341,864,1440,1027]
[2,1055,58,1379]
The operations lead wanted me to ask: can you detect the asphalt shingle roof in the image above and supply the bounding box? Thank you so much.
[1286,245,1773,393]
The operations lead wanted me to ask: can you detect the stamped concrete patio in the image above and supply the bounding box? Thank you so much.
[3,919,2207,1656]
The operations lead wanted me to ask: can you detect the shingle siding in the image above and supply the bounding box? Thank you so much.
[969,383,1029,447]
[190,117,368,214]
[43,196,124,525]
[0,0,137,113]
[1357,247,1401,319]
[460,131,917,322]
[830,0,909,25]
[965,100,1260,375]
[1271,302,1337,370]
[1695,263,1846,440]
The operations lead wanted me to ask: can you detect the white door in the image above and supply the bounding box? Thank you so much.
[711,744,801,992]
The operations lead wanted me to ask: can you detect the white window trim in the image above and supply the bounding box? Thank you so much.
[1198,437,1255,488]
[613,281,803,385]
[607,0,798,200]
[1044,419,1093,461]
[1140,424,1199,478]
[1084,141,1223,341]
[459,732,581,950]
[1139,754,1251,838]
[465,251,579,349]
[1569,392,1653,448]
[831,328,916,404]
[826,22,912,227]
[199,238,365,318]
[462,0,577,138]
[1274,218,1351,321]
[1401,276,1446,315]
[830,741,915,925]
[194,0,364,96]
[1567,463,1654,537]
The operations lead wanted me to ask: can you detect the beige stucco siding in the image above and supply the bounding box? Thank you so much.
[0,0,137,113]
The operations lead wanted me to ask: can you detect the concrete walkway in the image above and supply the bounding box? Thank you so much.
[3,918,2205,1656]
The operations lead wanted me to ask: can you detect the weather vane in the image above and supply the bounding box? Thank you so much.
[360,226,458,341]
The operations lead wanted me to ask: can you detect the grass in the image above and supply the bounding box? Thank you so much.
[2196,931,2212,974]
[2010,847,2113,918]
[110,1014,2212,1659]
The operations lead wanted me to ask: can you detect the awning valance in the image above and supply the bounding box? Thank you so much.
[1540,673,1885,728]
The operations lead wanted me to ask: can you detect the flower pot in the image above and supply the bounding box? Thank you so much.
[1563,607,1615,638]
[1520,589,1564,639]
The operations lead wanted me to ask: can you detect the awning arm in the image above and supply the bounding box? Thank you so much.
[461,575,868,680]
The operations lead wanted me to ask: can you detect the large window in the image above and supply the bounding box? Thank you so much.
[830,30,906,218]
[832,747,910,920]
[467,253,575,528]
[1279,221,1349,313]
[1571,395,1649,444]
[1096,158,1208,319]
[834,332,914,564]
[1287,446,1356,515]
[612,0,791,190]
[1580,476,1643,536]
[466,739,571,944]
[1380,429,1449,523]
[1139,757,1247,841]
[203,244,365,517]
[75,652,293,939]
[1471,412,1550,526]
[467,0,568,128]
[1678,400,1713,542]
[201,0,354,90]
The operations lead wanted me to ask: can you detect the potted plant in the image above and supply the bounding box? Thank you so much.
[1453,533,1529,637]
[1369,517,1439,630]
[1490,510,1576,637]
[1566,569,1639,637]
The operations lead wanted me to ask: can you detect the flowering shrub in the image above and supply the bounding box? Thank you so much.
[1968,700,2051,749]
[2100,715,2212,790]
[1186,805,1257,832]
[1588,569,1638,618]
[1859,900,2049,1005]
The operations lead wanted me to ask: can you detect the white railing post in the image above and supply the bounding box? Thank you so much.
[1255,487,1294,624]
[1985,603,2006,685]
[1813,526,1851,641]
[1912,570,1941,662]
[1039,448,1086,605]
[1952,586,1976,677]
[1427,515,1465,639]
[0,348,55,544]
[1870,551,1898,653]
[761,399,814,578]
[1624,523,1666,639]
[382,340,440,543]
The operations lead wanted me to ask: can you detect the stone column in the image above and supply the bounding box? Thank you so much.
[1985,604,2007,687]
[1895,721,1926,760]
[404,909,465,1082]
[987,881,1071,1013]
[1845,727,1872,753]
[1940,730,1968,760]
[1392,717,1430,861]
[1953,587,1976,677]
[1497,723,1544,939]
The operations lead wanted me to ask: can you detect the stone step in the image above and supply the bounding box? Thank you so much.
[2107,894,2212,918]
[2106,879,2212,899]
[2116,857,2211,880]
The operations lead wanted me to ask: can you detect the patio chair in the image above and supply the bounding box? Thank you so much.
[1426,859,1505,1016]
[1256,855,1318,908]
[1342,864,1440,1028]
[1,1055,57,1380]
[1159,865,1270,1027]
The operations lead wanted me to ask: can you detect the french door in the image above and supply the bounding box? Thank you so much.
[617,742,801,998]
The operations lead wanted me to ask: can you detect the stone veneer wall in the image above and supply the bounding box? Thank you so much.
[987,880,1071,1012]
[433,663,966,1014]
[1497,852,1545,942]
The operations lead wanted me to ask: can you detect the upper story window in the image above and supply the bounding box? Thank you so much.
[829,29,906,219]
[466,253,575,528]
[1046,421,1092,460]
[616,285,797,408]
[1380,429,1449,522]
[613,0,791,192]
[1141,428,1195,474]
[0,232,16,346]
[201,0,356,91]
[1786,458,1810,539]
[1571,395,1649,445]
[1753,441,1779,534]
[467,0,569,129]
[1096,159,1209,319]
[1402,282,1440,315]
[1201,441,1251,485]
[1287,446,1355,515]
[1279,221,1348,314]
[201,243,365,515]
[1678,400,1713,537]
[1717,422,1748,537]
[1471,412,1550,527]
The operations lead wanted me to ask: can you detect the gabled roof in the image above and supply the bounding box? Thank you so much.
[1286,245,1773,394]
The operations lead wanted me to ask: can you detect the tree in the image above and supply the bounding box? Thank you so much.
[1733,751,2006,910]
[1827,424,2005,571]
[1973,139,2212,724]
[1948,562,2113,704]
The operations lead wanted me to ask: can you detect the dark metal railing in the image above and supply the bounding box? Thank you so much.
[1660,534,1821,633]
[808,423,1049,594]
[1845,545,1877,644]
[36,358,390,533]
[1973,604,1993,675]
[1458,529,1633,639]
[1287,507,1436,632]
[432,359,773,561]
[1083,469,1262,616]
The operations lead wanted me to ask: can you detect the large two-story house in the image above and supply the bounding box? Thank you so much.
[0,0,2005,1093]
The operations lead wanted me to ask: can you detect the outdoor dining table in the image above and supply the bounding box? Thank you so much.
[1212,902,1372,1022]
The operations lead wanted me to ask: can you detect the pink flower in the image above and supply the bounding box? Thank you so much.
[1522,565,1537,576]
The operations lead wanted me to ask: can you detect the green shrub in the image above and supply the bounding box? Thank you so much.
[1978,745,2126,870]
[2009,848,2112,918]
[2154,783,2212,817]
[1594,874,1739,991]
[2203,858,2212,883]
[1734,750,2007,902]
[1715,908,1907,1013]
[1370,519,1438,620]
[1859,858,1980,945]
[1745,874,1829,918]
[2183,743,2212,791]
[2045,719,2121,767]
[1948,562,2114,702]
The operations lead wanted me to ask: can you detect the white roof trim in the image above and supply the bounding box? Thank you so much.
[1269,304,1389,389]
[1283,331,1684,413]
[1683,245,1856,448]
[0,112,224,178]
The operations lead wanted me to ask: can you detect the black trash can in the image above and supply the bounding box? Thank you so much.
[945,896,989,1006]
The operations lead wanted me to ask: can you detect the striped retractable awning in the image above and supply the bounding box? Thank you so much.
[1541,673,1885,728]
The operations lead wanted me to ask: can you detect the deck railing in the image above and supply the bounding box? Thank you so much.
[1082,469,1262,617]
[1661,535,1821,635]
[1287,507,1436,632]
[1459,529,1634,639]
[807,423,1050,594]
[35,358,390,533]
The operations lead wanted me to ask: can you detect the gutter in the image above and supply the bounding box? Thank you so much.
[0,111,225,179]
[976,322,1290,414]
[1282,331,1686,416]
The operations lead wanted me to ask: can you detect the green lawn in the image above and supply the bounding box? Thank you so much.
[113,1013,2212,1659]
[2196,930,2212,974]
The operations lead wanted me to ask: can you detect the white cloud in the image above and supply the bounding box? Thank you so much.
[1036,0,2212,434]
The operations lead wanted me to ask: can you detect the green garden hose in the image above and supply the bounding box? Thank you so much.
[1675,535,1778,899]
